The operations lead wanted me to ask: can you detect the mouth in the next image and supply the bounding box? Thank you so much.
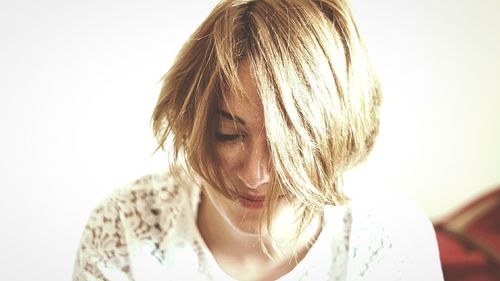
[237,194,265,209]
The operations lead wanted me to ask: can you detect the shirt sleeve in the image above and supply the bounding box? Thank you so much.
[384,197,444,281]
[72,196,132,281]
[347,192,444,281]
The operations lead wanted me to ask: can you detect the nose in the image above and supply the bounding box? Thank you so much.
[237,135,270,189]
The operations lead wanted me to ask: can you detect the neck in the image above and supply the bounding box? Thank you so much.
[197,192,323,279]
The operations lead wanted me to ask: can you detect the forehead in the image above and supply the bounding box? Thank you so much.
[219,61,263,123]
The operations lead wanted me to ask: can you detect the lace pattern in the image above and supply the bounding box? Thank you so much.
[73,170,443,281]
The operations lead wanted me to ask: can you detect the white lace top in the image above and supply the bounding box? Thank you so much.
[73,170,444,281]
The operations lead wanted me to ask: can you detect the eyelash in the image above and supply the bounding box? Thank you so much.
[215,132,244,142]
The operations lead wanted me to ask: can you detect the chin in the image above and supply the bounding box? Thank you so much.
[223,204,265,235]
[232,221,262,236]
[208,190,287,236]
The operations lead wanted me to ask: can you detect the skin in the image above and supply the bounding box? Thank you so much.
[197,60,323,281]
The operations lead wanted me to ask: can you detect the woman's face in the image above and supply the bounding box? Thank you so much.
[206,61,291,235]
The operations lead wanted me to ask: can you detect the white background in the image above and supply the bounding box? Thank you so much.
[0,0,499,280]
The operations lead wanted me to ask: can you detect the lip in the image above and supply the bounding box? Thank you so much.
[237,193,265,209]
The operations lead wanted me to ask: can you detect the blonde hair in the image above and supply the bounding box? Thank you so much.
[152,0,381,238]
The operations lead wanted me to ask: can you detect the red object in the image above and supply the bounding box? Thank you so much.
[433,186,500,281]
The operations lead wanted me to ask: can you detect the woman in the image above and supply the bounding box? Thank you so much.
[73,0,443,280]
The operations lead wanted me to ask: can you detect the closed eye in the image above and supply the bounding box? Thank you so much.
[215,132,244,142]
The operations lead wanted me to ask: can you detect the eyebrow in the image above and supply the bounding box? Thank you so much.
[218,109,245,125]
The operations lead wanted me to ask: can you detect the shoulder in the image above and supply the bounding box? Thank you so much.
[349,189,433,234]
[346,189,444,280]
[73,166,201,280]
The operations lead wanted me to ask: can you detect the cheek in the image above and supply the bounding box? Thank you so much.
[216,143,242,171]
